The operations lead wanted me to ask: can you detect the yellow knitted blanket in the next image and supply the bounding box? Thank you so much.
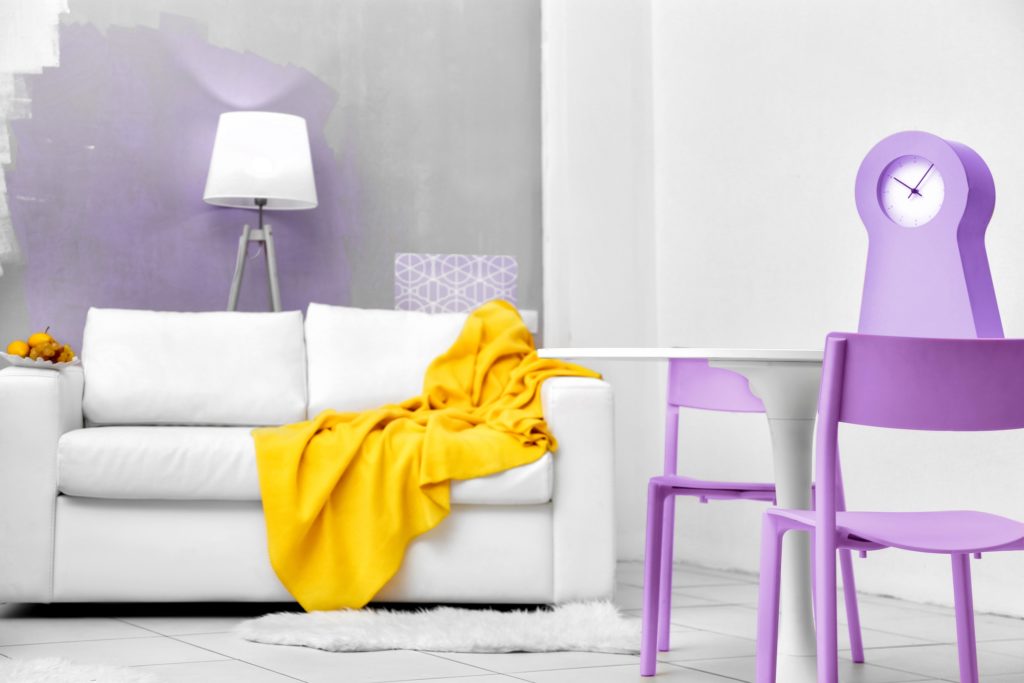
[253,300,600,610]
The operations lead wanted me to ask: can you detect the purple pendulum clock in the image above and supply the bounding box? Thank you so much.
[855,130,1003,338]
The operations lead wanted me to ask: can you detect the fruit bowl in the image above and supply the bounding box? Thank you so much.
[0,352,81,370]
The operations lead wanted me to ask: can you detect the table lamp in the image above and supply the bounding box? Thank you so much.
[203,111,318,311]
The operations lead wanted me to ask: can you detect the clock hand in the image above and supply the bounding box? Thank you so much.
[891,176,920,195]
[909,163,934,199]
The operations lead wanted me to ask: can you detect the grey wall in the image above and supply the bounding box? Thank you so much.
[0,0,541,345]
[332,1,543,310]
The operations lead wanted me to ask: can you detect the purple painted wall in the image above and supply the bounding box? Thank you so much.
[5,17,349,349]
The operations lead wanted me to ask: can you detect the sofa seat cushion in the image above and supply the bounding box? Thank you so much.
[58,427,260,501]
[57,427,554,504]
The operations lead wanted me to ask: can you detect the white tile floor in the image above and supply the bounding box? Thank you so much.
[1,562,1023,682]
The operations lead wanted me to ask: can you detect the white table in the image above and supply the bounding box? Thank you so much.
[539,347,823,683]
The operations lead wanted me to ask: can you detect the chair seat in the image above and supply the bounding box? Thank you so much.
[651,475,776,502]
[770,508,1024,554]
[654,474,775,492]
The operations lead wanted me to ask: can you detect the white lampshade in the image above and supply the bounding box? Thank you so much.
[203,111,318,210]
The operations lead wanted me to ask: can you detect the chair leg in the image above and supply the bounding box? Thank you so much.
[816,528,839,683]
[839,549,865,663]
[657,495,676,651]
[809,524,816,616]
[641,482,667,677]
[755,514,784,683]
[951,553,980,683]
[810,544,864,664]
[809,484,818,611]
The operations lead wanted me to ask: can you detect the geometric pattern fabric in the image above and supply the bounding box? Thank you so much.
[394,253,517,312]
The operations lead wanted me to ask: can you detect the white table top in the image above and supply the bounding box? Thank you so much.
[537,347,823,363]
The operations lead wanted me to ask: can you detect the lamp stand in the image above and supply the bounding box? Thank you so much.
[227,198,282,312]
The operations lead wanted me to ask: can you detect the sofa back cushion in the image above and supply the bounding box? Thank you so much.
[306,303,467,416]
[82,308,307,426]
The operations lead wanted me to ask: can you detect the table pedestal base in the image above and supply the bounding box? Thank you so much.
[770,418,817,668]
[711,361,823,683]
[777,654,818,683]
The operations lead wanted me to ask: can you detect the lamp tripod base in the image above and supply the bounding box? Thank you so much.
[227,222,282,312]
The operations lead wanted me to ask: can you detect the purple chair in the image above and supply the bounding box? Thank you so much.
[756,333,1024,683]
[639,360,864,676]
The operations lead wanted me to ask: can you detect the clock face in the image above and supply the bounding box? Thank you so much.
[878,155,945,227]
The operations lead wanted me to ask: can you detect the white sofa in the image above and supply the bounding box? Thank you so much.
[0,305,615,605]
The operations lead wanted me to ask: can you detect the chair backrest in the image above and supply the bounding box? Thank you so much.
[826,333,1024,433]
[815,332,1024,523]
[667,359,765,413]
[663,359,765,474]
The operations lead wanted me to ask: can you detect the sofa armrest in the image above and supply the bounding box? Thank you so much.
[0,365,84,601]
[543,376,615,602]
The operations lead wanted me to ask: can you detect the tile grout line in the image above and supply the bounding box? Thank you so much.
[126,657,240,669]
[675,651,946,682]
[114,618,244,638]
[0,629,237,673]
[421,652,663,678]
[858,658,964,683]
[110,619,308,683]
[497,674,534,683]
[0,633,170,648]
[112,615,284,666]
[163,632,310,683]
[415,651,509,678]
[382,671,517,683]
[619,581,757,591]
[663,659,758,682]
[129,656,308,682]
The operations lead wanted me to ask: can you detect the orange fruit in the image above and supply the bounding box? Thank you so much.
[6,340,29,357]
[57,344,75,363]
[28,327,53,348]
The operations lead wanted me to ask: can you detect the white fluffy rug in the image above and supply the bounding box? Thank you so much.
[237,601,640,654]
[0,658,157,682]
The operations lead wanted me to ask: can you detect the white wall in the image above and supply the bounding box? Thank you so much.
[545,0,1024,617]
[653,0,1024,348]
[543,0,656,349]
[542,0,666,561]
